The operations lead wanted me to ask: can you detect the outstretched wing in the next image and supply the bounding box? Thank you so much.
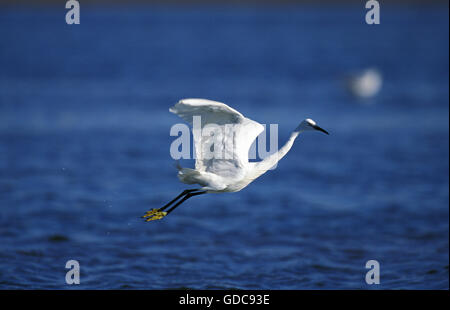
[170,99,264,178]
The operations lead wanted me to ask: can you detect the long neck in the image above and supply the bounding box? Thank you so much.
[250,129,301,178]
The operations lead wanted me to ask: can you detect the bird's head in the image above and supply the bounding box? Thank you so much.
[295,118,329,135]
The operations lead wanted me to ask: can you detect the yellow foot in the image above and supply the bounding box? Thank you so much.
[142,209,167,221]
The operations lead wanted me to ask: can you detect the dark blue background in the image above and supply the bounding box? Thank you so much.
[0,5,448,289]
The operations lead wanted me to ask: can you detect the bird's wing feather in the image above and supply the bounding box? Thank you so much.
[169,98,244,126]
[233,118,264,166]
[170,99,264,178]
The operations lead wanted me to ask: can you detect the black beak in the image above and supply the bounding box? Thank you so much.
[312,124,329,135]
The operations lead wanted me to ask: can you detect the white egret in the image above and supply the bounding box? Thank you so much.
[143,98,329,221]
[347,68,383,99]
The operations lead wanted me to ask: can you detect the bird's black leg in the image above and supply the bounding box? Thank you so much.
[166,191,207,215]
[142,189,203,221]
[160,189,199,211]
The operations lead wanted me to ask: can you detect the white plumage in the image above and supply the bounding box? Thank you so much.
[142,98,329,221]
[171,98,264,192]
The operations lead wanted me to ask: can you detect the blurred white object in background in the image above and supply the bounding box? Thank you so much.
[347,68,383,99]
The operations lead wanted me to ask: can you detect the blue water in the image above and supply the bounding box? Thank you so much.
[0,5,448,289]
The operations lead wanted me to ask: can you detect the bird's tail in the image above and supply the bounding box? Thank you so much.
[174,160,182,171]
[175,162,201,185]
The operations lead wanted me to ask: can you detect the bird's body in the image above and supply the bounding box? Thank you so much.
[142,98,329,221]
[170,98,264,193]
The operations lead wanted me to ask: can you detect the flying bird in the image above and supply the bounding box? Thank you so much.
[346,68,383,99]
[142,98,329,221]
